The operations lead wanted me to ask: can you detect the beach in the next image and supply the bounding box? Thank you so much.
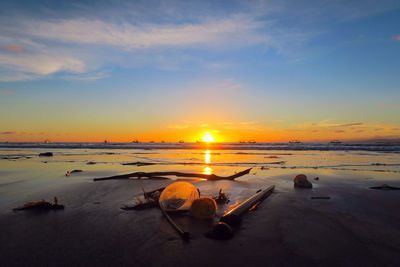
[1,144,400,266]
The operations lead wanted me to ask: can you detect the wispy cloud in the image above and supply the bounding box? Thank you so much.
[0,52,85,80]
[2,44,23,52]
[217,121,273,131]
[21,16,265,50]
[301,121,364,128]
[62,71,109,81]
[0,0,398,82]
[216,78,243,90]
[395,35,400,41]
[168,124,189,130]
[1,91,13,95]
[329,122,363,128]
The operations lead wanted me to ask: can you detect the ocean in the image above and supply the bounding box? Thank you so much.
[1,142,400,207]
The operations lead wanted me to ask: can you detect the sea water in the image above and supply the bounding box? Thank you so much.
[1,142,400,206]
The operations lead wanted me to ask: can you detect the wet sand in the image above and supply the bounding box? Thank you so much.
[1,148,400,266]
[1,173,400,267]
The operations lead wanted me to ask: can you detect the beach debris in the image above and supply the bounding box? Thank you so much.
[121,200,158,210]
[266,161,286,164]
[159,182,197,240]
[121,187,166,211]
[260,166,269,170]
[65,169,83,176]
[370,184,400,190]
[159,182,199,212]
[190,197,217,219]
[311,196,330,199]
[160,203,190,240]
[264,155,279,158]
[208,185,275,240]
[87,161,96,165]
[314,177,320,180]
[212,189,230,204]
[294,174,312,188]
[13,197,64,211]
[39,152,53,157]
[143,187,166,201]
[93,168,252,181]
[122,162,156,166]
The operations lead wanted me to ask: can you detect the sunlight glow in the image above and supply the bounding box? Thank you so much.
[203,166,213,175]
[202,132,214,143]
[205,150,211,164]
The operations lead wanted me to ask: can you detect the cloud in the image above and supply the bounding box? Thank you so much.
[0,51,85,81]
[21,17,265,50]
[0,53,84,75]
[216,78,243,90]
[0,0,397,82]
[396,35,400,41]
[301,121,364,128]
[218,121,258,126]
[1,131,16,135]
[330,122,363,127]
[217,121,272,131]
[1,91,13,95]
[168,124,188,130]
[3,44,23,52]
[63,71,109,81]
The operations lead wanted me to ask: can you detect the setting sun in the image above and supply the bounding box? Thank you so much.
[202,132,214,142]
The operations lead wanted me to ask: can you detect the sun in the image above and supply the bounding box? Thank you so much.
[202,132,214,143]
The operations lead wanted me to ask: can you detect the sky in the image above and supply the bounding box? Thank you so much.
[0,0,400,142]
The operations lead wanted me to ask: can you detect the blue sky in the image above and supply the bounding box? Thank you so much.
[0,0,400,142]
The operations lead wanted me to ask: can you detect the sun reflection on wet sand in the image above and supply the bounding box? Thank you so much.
[203,150,213,174]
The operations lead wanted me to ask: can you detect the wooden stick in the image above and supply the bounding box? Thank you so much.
[160,205,190,240]
[93,168,252,181]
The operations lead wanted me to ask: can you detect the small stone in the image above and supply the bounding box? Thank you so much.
[294,174,312,188]
[39,152,53,157]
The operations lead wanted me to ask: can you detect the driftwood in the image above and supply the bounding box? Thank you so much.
[93,168,252,182]
[370,184,400,190]
[66,169,83,176]
[122,162,156,166]
[13,197,64,211]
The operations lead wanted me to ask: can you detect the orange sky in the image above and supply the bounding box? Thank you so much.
[2,119,399,142]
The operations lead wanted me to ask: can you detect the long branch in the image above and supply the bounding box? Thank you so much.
[93,168,252,181]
